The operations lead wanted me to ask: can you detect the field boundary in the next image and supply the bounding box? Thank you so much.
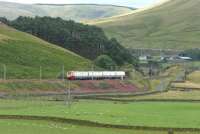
[0,90,160,100]
[0,115,200,132]
[80,98,200,102]
[74,91,162,99]
[171,87,200,90]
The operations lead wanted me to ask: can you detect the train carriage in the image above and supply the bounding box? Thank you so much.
[67,71,125,80]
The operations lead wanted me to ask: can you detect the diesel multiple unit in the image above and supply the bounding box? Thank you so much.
[67,71,125,80]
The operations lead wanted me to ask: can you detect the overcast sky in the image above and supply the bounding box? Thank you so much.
[0,0,161,8]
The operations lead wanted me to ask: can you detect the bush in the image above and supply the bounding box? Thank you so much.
[94,55,116,70]
[98,82,111,89]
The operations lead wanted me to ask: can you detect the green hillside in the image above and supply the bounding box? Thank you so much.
[95,0,200,50]
[0,1,134,22]
[0,23,90,79]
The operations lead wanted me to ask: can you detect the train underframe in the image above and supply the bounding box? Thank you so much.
[67,76,124,81]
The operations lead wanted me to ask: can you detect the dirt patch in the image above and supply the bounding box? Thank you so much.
[73,80,139,94]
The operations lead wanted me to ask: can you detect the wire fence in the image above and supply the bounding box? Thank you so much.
[0,62,199,102]
[0,64,126,80]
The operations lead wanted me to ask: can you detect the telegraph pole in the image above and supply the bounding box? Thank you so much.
[92,64,94,80]
[64,78,71,108]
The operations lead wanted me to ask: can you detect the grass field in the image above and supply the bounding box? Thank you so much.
[171,68,200,89]
[104,91,200,101]
[0,24,91,79]
[171,81,200,89]
[0,80,67,93]
[188,71,200,84]
[0,100,200,129]
[95,0,200,50]
[1,119,199,134]
[0,119,141,134]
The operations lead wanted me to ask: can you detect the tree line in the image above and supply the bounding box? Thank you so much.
[0,16,138,68]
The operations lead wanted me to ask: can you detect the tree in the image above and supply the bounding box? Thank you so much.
[180,49,200,61]
[94,55,116,70]
[7,16,138,67]
[0,17,9,24]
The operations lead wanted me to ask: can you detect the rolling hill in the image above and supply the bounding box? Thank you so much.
[95,0,200,50]
[0,23,91,79]
[0,1,134,22]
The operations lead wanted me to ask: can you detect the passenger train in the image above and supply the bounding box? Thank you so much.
[67,71,125,80]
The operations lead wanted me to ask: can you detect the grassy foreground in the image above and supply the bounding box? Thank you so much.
[0,100,200,129]
[1,119,198,134]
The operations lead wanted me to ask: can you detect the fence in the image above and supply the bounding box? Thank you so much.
[0,64,124,80]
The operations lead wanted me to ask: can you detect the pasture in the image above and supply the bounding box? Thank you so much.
[100,90,200,101]
[171,68,200,90]
[171,82,200,89]
[0,99,200,129]
[0,24,91,79]
[1,119,199,134]
[188,71,200,84]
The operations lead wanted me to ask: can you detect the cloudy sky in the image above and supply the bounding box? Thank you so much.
[0,0,161,8]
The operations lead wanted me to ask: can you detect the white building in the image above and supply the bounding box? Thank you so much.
[139,56,148,61]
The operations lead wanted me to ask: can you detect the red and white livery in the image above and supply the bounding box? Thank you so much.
[67,71,125,80]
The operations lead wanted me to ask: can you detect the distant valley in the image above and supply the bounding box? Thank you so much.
[0,1,134,22]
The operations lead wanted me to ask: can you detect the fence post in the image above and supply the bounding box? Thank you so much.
[40,66,42,82]
[168,129,174,134]
[62,65,65,81]
[3,64,6,80]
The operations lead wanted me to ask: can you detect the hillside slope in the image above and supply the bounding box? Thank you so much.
[95,0,200,50]
[0,23,90,79]
[0,2,134,22]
